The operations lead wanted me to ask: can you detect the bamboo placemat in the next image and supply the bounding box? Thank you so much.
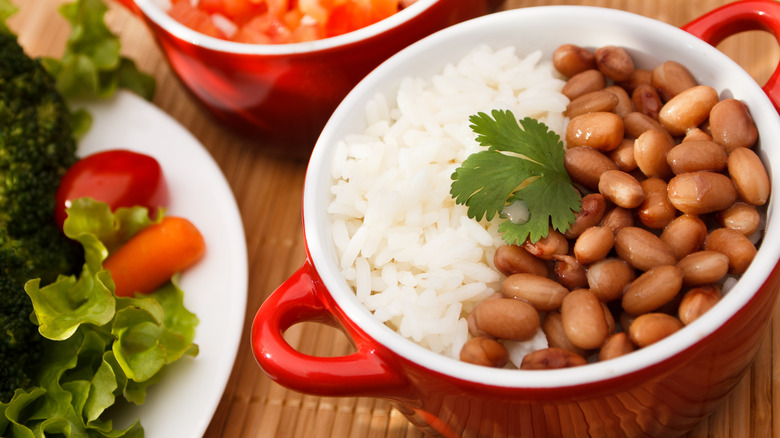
[12,0,780,437]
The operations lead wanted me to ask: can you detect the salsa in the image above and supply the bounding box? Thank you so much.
[168,0,412,44]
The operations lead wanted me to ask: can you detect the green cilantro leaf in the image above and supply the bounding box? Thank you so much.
[450,109,581,244]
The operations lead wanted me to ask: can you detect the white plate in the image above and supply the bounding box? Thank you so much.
[75,91,248,437]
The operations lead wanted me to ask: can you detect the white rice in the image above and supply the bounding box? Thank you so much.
[327,44,570,364]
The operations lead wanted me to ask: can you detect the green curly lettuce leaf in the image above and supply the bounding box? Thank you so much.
[39,0,156,101]
[1,198,198,437]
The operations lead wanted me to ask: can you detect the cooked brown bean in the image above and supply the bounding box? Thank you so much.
[574,226,614,265]
[598,170,645,208]
[562,69,606,100]
[565,193,607,239]
[461,47,770,369]
[553,44,597,77]
[493,244,549,278]
[469,297,540,341]
[561,289,610,349]
[604,85,634,118]
[502,273,570,312]
[717,202,761,236]
[632,83,663,119]
[651,61,698,101]
[656,289,684,316]
[666,140,727,175]
[728,147,770,206]
[678,285,722,325]
[553,255,589,290]
[704,228,757,274]
[460,337,509,368]
[623,111,671,140]
[523,228,569,260]
[566,112,625,151]
[699,119,713,136]
[659,85,720,136]
[520,347,587,370]
[622,265,683,315]
[467,293,501,336]
[566,90,619,118]
[602,302,616,335]
[618,68,653,94]
[709,98,758,152]
[600,206,635,234]
[682,128,713,143]
[608,138,638,172]
[634,129,674,179]
[599,332,635,361]
[636,178,676,229]
[587,258,636,302]
[660,214,708,260]
[564,146,618,191]
[666,171,738,214]
[629,313,684,347]
[542,311,587,356]
[595,45,635,82]
[676,250,730,287]
[615,227,677,271]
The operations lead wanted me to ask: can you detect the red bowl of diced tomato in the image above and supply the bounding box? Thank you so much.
[114,0,505,159]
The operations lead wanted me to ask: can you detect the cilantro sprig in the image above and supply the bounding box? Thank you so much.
[450,110,581,244]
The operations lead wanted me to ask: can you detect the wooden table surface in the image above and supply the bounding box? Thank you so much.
[11,0,780,437]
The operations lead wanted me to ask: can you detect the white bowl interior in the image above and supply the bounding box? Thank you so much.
[132,0,437,54]
[304,6,780,388]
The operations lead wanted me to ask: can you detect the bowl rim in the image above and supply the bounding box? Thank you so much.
[304,5,780,388]
[131,0,438,54]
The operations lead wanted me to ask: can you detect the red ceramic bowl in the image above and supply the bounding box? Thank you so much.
[113,0,505,159]
[253,1,780,436]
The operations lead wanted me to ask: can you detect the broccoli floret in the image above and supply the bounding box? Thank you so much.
[0,32,83,402]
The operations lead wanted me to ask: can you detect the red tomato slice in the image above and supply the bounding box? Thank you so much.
[54,150,169,229]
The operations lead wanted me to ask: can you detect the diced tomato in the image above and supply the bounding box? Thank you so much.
[196,0,228,15]
[325,0,398,37]
[325,3,363,37]
[266,0,290,17]
[298,0,332,24]
[168,0,402,44]
[233,14,294,44]
[169,0,227,39]
[367,0,401,22]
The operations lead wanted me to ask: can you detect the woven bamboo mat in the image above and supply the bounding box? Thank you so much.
[12,0,780,436]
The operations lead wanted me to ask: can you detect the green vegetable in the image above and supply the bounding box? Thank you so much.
[0,29,84,403]
[1,199,199,437]
[39,0,156,102]
[0,4,181,434]
[0,0,15,36]
[450,110,581,244]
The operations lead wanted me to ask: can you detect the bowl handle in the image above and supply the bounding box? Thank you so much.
[682,0,780,112]
[251,260,408,397]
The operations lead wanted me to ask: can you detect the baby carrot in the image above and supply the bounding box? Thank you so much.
[103,216,206,297]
